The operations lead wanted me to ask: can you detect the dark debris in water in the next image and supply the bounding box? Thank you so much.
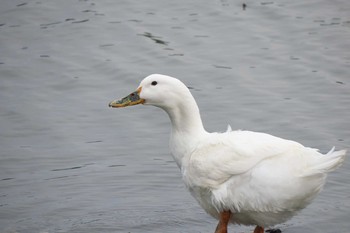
[86,140,103,143]
[82,9,97,13]
[140,32,169,45]
[187,86,202,92]
[72,19,89,24]
[40,21,62,28]
[266,229,282,233]
[128,19,142,23]
[109,164,126,167]
[2,178,14,181]
[16,3,28,7]
[52,166,83,171]
[213,65,232,69]
[99,44,114,48]
[45,175,71,180]
[336,81,345,85]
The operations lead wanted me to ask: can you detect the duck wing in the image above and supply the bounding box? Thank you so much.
[185,130,306,188]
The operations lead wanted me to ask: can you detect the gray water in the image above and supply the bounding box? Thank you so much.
[0,0,349,232]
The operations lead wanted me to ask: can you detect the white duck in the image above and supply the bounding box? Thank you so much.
[109,74,346,233]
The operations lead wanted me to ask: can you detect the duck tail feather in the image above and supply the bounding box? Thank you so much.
[300,147,347,177]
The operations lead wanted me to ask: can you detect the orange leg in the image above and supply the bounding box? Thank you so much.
[254,225,264,233]
[215,210,231,233]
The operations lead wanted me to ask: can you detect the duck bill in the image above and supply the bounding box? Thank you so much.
[109,87,145,108]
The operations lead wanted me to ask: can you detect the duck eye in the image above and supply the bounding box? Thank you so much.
[151,81,158,86]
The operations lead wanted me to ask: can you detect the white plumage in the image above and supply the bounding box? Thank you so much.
[109,74,346,232]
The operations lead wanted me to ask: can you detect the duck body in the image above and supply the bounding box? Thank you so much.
[173,129,335,227]
[109,74,346,231]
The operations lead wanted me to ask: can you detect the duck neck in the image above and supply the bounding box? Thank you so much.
[162,98,207,167]
[166,100,206,136]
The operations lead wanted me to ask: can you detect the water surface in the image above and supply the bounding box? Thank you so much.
[0,0,349,232]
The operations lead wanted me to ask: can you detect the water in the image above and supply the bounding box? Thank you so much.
[0,0,349,232]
